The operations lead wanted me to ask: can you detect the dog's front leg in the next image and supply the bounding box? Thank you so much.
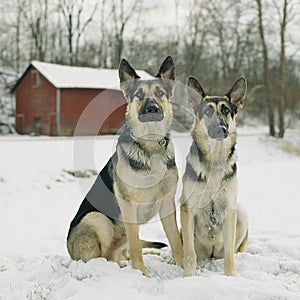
[180,205,197,277]
[119,201,148,276]
[223,208,237,276]
[159,194,183,266]
[124,221,149,276]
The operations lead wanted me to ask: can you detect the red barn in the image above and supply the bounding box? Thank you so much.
[13,61,151,136]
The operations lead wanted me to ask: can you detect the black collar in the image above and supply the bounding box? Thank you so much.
[129,132,168,147]
[119,125,170,148]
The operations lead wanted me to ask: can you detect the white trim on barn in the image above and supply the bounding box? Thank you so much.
[31,61,152,90]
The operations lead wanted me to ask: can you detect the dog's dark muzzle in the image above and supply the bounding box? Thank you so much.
[138,99,164,122]
[208,123,228,140]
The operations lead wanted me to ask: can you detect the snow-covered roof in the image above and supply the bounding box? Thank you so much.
[30,61,152,90]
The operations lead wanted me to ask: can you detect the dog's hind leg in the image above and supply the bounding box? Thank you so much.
[67,212,114,262]
[67,227,101,262]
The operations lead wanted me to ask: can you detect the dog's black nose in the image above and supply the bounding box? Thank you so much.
[218,125,228,136]
[139,99,163,122]
[144,100,160,114]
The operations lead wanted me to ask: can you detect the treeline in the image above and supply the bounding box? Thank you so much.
[0,0,299,136]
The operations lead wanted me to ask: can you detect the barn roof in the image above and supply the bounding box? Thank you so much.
[32,61,153,89]
[12,61,153,91]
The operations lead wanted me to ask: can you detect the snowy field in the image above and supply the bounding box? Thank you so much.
[0,126,300,300]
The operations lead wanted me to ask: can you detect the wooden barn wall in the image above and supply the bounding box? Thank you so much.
[15,66,56,135]
[60,88,127,135]
[15,66,127,136]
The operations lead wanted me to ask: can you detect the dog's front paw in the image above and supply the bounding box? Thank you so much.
[224,258,236,276]
[183,255,197,277]
[132,263,150,277]
[224,268,237,276]
[141,267,150,277]
[138,266,150,277]
[184,267,197,277]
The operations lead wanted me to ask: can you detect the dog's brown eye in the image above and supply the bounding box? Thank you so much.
[204,106,213,117]
[135,90,144,100]
[222,106,230,116]
[155,88,164,98]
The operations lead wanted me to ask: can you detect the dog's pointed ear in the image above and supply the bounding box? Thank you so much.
[119,59,140,97]
[226,77,247,112]
[187,76,206,113]
[155,56,175,95]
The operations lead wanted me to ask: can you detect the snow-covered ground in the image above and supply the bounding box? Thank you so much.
[0,126,300,300]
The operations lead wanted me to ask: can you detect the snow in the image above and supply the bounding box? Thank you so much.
[1,126,300,299]
[30,61,153,90]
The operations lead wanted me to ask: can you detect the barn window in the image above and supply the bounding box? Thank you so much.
[34,117,41,129]
[31,70,40,88]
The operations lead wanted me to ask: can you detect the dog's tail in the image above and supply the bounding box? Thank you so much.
[140,239,168,249]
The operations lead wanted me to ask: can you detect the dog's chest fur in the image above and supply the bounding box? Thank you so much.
[182,133,238,232]
[113,131,178,223]
[194,198,227,235]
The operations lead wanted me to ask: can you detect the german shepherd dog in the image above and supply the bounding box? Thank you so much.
[67,57,183,276]
[180,76,248,277]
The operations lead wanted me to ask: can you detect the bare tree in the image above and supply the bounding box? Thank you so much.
[255,0,276,136]
[15,0,25,73]
[174,0,181,55]
[22,0,50,61]
[182,0,209,76]
[97,0,110,68]
[278,0,288,138]
[205,1,231,78]
[273,0,293,138]
[110,0,141,68]
[59,0,98,65]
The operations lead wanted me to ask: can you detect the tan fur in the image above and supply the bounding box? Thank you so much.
[67,212,128,265]
[67,57,183,276]
[114,140,183,276]
[125,82,174,141]
[180,76,248,277]
[113,57,183,275]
